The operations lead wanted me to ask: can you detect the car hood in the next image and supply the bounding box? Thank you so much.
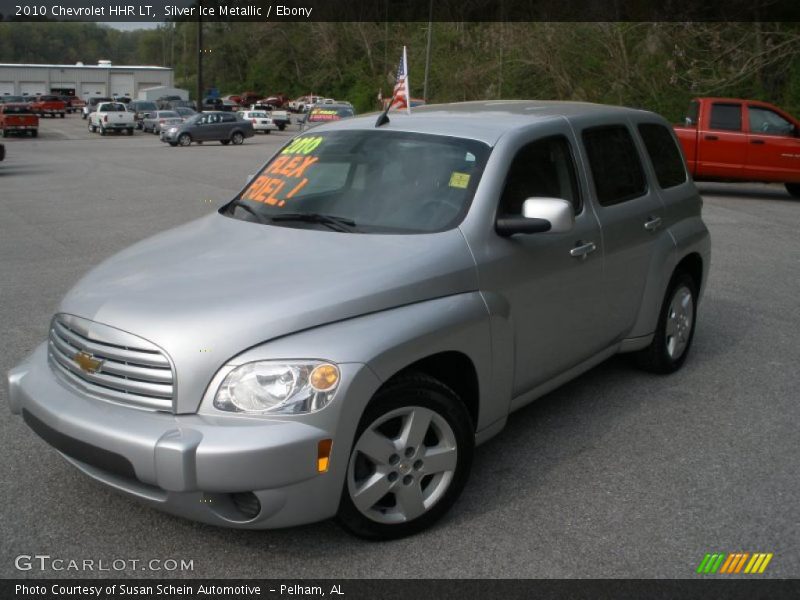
[58,213,478,412]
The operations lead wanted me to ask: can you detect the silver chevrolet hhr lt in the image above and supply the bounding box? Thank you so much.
[8,101,710,539]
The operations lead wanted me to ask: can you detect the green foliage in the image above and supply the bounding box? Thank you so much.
[1,22,799,119]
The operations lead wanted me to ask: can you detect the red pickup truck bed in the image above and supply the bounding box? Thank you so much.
[29,96,66,118]
[673,97,800,198]
[0,104,39,137]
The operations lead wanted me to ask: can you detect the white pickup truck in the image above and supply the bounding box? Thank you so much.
[251,103,291,131]
[88,102,135,136]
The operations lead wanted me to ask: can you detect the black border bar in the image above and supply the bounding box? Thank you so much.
[1,0,800,22]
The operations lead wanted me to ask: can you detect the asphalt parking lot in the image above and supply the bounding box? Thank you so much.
[1,114,798,579]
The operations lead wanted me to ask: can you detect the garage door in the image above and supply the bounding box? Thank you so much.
[110,73,134,98]
[81,83,107,99]
[20,81,46,96]
[0,82,14,96]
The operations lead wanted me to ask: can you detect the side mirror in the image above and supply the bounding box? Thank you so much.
[495,198,574,237]
[245,173,255,184]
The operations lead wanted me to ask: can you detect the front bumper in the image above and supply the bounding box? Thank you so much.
[8,344,379,529]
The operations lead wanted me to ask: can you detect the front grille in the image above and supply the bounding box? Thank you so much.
[48,314,174,412]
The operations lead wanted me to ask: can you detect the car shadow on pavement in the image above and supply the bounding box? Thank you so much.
[697,183,797,202]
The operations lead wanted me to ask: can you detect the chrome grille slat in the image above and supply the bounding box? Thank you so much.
[48,314,175,412]
[53,320,170,368]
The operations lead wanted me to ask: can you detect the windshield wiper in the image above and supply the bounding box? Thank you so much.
[227,199,269,224]
[268,212,359,232]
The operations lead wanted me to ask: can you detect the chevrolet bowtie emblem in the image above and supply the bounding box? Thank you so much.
[74,351,103,374]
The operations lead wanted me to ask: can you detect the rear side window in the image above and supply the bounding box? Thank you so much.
[637,123,687,189]
[709,103,742,131]
[582,125,647,206]
[222,114,236,122]
[748,106,795,136]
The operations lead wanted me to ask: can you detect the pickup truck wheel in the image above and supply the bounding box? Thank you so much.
[231,131,244,145]
[338,373,474,540]
[87,122,95,133]
[634,271,698,374]
[278,124,286,131]
[178,133,191,146]
[786,183,800,198]
[99,127,106,136]
[59,113,65,118]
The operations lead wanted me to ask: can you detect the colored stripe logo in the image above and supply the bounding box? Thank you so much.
[696,552,773,574]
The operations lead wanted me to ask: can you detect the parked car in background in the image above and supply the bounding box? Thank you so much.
[164,100,195,111]
[82,97,113,120]
[251,103,291,130]
[63,96,86,114]
[237,110,277,133]
[1,95,26,104]
[142,110,183,134]
[0,103,39,137]
[8,101,710,539]
[289,95,322,112]
[160,111,254,146]
[303,103,355,129]
[674,97,800,198]
[174,106,197,121]
[203,98,236,112]
[128,100,159,130]
[88,102,135,136]
[29,95,66,118]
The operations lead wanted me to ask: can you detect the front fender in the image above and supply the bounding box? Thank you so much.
[220,292,503,435]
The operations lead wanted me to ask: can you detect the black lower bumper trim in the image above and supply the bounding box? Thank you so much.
[23,409,138,481]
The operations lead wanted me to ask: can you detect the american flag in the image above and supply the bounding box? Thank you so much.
[390,46,411,114]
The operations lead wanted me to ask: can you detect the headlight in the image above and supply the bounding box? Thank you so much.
[168,127,178,133]
[214,361,340,414]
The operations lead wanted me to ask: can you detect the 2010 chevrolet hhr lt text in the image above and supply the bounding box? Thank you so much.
[8,101,710,539]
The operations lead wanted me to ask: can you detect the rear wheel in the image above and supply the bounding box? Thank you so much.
[786,183,800,198]
[634,271,698,374]
[231,131,244,145]
[337,373,474,540]
[178,133,191,146]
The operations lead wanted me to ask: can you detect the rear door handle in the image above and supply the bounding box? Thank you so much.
[750,139,765,145]
[644,216,662,231]
[705,135,719,141]
[570,241,597,259]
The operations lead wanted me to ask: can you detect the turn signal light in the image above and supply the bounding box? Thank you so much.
[317,439,333,473]
[309,363,339,392]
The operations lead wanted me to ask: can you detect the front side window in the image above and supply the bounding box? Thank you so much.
[638,123,687,189]
[228,130,490,234]
[498,135,581,215]
[748,106,795,136]
[709,103,742,131]
[685,100,700,126]
[582,125,647,206]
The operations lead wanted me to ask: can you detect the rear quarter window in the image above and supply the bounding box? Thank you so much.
[637,123,687,189]
[582,125,647,206]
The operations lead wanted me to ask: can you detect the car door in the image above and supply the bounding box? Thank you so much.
[193,114,214,141]
[697,101,747,179]
[220,113,238,139]
[744,104,800,182]
[580,122,666,342]
[481,131,609,393]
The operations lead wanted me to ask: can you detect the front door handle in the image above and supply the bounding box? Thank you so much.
[705,135,719,141]
[750,139,765,145]
[644,216,662,231]
[570,241,597,259]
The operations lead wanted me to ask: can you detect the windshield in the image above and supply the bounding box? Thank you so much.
[227,130,490,234]
[159,111,180,118]
[135,102,158,111]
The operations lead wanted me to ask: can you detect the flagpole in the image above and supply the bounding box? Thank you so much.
[403,46,411,115]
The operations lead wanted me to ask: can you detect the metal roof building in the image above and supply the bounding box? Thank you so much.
[0,61,174,99]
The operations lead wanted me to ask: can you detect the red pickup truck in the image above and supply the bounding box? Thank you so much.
[673,97,800,198]
[0,104,39,137]
[29,95,66,118]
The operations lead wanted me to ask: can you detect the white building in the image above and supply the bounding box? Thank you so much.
[0,61,174,99]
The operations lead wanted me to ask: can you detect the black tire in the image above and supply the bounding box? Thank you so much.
[88,122,95,133]
[634,270,699,374]
[168,142,178,147]
[127,128,134,136]
[59,113,65,118]
[220,139,231,145]
[99,127,106,136]
[265,130,271,134]
[31,130,38,138]
[337,373,474,540]
[231,131,244,145]
[178,133,191,147]
[786,183,800,198]
[278,124,286,131]
[2,129,7,138]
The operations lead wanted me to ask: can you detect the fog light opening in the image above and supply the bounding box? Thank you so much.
[229,492,261,520]
[318,438,333,473]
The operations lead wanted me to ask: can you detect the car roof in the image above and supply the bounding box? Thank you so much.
[314,100,656,145]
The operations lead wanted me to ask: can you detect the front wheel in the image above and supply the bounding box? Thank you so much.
[786,183,800,198]
[178,133,191,146]
[99,126,106,136]
[88,122,95,133]
[337,373,474,540]
[634,271,698,374]
[231,131,244,145]
[168,142,178,147]
[220,139,231,145]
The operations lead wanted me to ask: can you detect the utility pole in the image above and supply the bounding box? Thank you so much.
[423,0,433,102]
[196,1,203,112]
